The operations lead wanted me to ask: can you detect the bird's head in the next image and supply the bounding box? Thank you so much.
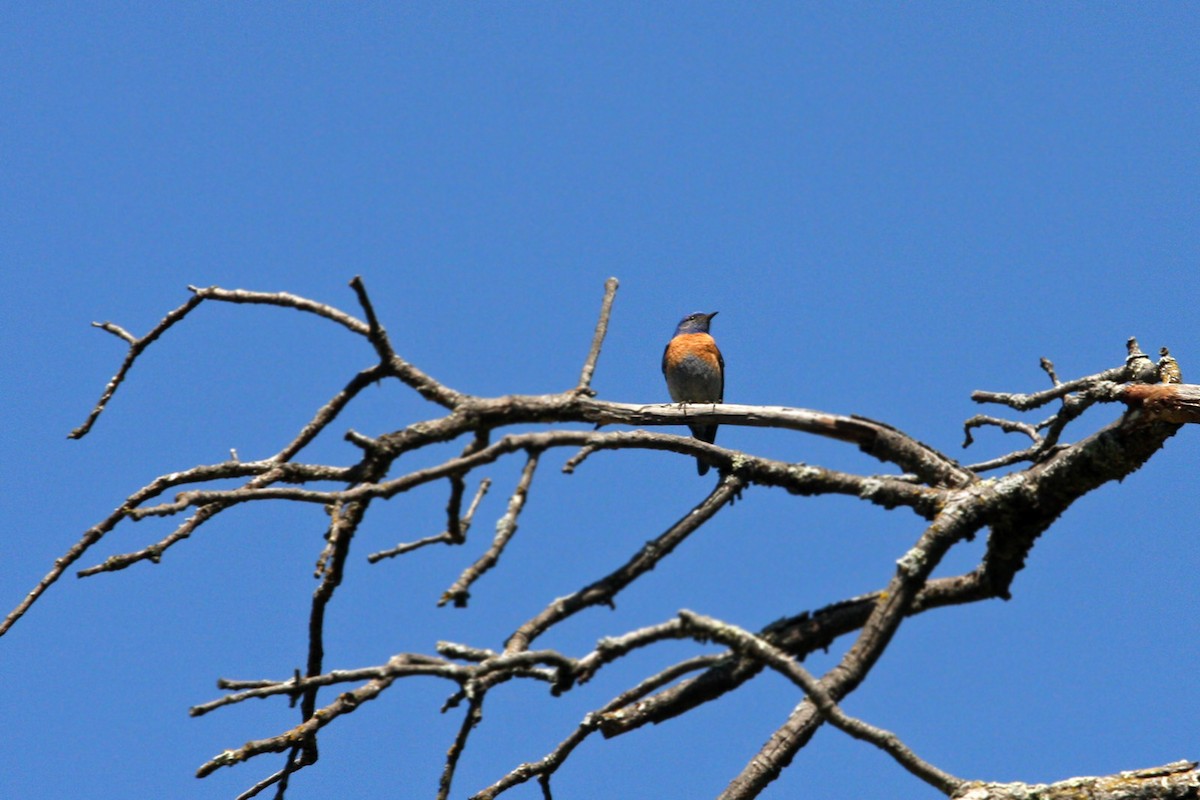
[674,311,718,335]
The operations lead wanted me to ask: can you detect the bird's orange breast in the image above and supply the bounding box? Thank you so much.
[665,333,721,371]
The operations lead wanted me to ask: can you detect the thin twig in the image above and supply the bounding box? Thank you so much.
[3,458,328,633]
[562,444,597,473]
[367,477,492,562]
[439,698,484,800]
[188,284,370,334]
[1039,357,1060,386]
[232,763,288,800]
[972,338,1151,415]
[575,277,619,395]
[192,654,453,717]
[76,364,388,576]
[441,453,542,607]
[197,671,398,779]
[347,275,463,408]
[71,294,206,438]
[972,365,1129,411]
[448,430,493,540]
[962,415,1042,448]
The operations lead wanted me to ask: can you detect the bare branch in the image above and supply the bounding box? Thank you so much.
[347,275,463,408]
[447,431,494,541]
[972,366,1128,412]
[678,610,963,795]
[971,337,1153,415]
[505,473,747,653]
[367,477,492,562]
[962,414,1042,448]
[113,428,942,520]
[3,457,333,633]
[232,770,282,800]
[191,654,453,717]
[1039,357,1060,386]
[574,277,620,395]
[978,411,1182,601]
[472,653,723,799]
[367,428,492,563]
[953,760,1199,800]
[717,491,985,799]
[187,284,371,334]
[71,293,206,438]
[441,451,541,607]
[439,699,484,800]
[94,321,137,343]
[74,363,388,576]
[348,275,385,338]
[196,669,398,778]
[600,569,995,737]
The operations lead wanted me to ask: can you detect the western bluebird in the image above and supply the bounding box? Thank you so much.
[662,311,724,475]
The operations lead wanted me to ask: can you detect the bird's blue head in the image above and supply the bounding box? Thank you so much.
[674,311,718,335]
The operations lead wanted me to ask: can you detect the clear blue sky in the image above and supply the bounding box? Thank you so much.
[3,5,1198,799]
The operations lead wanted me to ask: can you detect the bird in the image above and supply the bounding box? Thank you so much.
[662,311,724,475]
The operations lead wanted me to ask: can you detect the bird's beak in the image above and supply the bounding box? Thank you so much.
[707,311,719,321]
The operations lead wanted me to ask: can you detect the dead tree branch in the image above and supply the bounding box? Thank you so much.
[6,278,1196,799]
[953,760,1199,800]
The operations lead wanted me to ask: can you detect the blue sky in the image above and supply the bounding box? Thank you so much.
[3,5,1198,799]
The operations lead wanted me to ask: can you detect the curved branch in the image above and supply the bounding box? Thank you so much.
[121,428,940,519]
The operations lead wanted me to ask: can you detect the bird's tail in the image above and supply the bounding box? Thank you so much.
[689,424,718,476]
